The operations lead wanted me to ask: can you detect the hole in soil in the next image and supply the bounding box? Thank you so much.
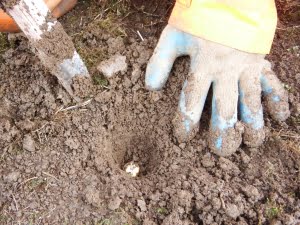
[191,205,204,225]
[295,187,300,199]
[111,133,162,176]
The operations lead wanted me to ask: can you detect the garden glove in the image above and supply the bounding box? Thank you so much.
[145,25,290,157]
[145,0,290,156]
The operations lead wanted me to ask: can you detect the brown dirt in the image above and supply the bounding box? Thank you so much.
[1,0,20,9]
[0,0,299,224]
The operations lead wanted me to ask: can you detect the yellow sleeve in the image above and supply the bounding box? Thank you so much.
[169,0,277,54]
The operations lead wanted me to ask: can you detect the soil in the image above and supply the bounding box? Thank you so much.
[0,0,299,224]
[1,0,20,9]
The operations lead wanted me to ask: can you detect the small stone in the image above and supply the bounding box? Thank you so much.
[108,196,122,211]
[179,143,186,149]
[219,157,240,175]
[211,197,221,210]
[131,64,142,83]
[225,203,241,219]
[293,102,300,116]
[4,171,20,183]
[201,153,215,168]
[65,138,80,150]
[150,91,163,102]
[137,199,147,212]
[270,220,282,225]
[240,152,251,164]
[97,54,127,78]
[23,134,35,152]
[242,185,260,200]
[143,219,156,225]
[84,186,101,207]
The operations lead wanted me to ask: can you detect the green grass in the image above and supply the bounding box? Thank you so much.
[100,0,131,17]
[156,207,168,215]
[0,33,9,54]
[0,33,9,63]
[0,214,8,223]
[28,178,47,190]
[93,73,109,86]
[265,198,283,220]
[96,17,127,37]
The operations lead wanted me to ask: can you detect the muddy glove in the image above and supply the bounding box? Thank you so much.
[145,25,290,156]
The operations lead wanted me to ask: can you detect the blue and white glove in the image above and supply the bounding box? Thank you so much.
[146,25,290,156]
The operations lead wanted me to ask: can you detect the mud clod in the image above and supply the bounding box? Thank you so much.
[108,196,122,211]
[22,134,35,152]
[97,54,127,78]
[243,126,265,147]
[225,203,241,219]
[242,185,261,201]
[137,199,147,212]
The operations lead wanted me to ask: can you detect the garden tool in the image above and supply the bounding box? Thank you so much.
[0,0,78,33]
[146,0,290,156]
[1,0,88,101]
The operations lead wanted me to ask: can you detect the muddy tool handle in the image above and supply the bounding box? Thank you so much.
[3,0,90,101]
[0,0,77,33]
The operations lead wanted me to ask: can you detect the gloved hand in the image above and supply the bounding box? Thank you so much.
[145,25,290,156]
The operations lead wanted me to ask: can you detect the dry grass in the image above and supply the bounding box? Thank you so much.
[270,127,300,154]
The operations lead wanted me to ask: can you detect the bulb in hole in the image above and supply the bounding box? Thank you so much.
[124,161,140,177]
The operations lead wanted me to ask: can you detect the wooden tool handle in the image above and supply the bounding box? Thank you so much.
[0,0,77,33]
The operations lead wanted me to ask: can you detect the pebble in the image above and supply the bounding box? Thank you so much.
[23,134,35,152]
[108,196,122,210]
[225,203,241,219]
[137,199,147,212]
[97,54,127,78]
[242,185,260,200]
[4,171,20,183]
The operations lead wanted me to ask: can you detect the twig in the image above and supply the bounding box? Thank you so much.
[220,193,226,209]
[42,171,60,182]
[144,20,164,27]
[137,30,144,41]
[120,11,134,21]
[277,25,300,30]
[93,13,103,21]
[56,99,92,113]
[80,17,83,26]
[11,193,18,211]
[132,3,160,17]
[19,176,38,187]
[33,122,49,133]
[279,134,300,139]
[102,0,122,14]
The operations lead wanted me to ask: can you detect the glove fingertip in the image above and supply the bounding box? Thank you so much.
[266,99,290,122]
[209,122,244,157]
[145,66,166,91]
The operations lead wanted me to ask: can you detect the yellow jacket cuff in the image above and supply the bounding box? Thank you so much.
[169,0,277,54]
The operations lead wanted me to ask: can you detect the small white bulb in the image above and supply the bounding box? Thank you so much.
[124,162,140,177]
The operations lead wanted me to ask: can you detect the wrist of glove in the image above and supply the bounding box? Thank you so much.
[145,25,290,156]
